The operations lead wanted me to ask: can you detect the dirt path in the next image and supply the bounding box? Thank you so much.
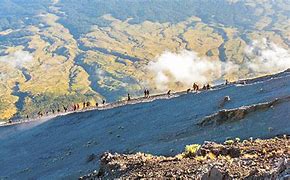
[0,90,187,127]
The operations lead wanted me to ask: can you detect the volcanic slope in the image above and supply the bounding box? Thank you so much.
[0,70,290,179]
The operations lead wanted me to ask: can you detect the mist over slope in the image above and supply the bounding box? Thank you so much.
[0,70,290,179]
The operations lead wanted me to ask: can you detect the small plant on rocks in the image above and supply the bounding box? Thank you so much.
[184,144,201,157]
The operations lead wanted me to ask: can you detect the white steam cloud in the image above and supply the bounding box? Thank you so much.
[0,50,33,68]
[147,51,222,90]
[245,39,290,75]
[148,39,290,91]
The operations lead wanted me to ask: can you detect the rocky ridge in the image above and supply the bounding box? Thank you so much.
[81,136,290,179]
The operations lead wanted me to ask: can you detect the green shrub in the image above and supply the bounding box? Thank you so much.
[184,144,200,157]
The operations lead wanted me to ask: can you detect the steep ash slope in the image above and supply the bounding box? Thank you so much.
[0,71,290,179]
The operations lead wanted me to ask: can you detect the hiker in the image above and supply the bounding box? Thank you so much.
[52,109,55,114]
[57,109,60,113]
[63,106,67,112]
[225,79,229,85]
[73,104,77,111]
[193,83,196,91]
[187,88,191,94]
[77,104,80,110]
[128,93,131,101]
[206,84,211,90]
[146,89,150,97]
[102,99,106,105]
[144,89,147,98]
[83,102,86,109]
[193,83,199,91]
[26,115,29,119]
[86,101,91,107]
[96,102,99,107]
[38,111,43,117]
[167,90,171,96]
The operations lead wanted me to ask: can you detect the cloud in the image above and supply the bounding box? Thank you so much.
[147,50,224,91]
[245,38,290,76]
[147,39,290,91]
[226,0,239,4]
[0,50,33,68]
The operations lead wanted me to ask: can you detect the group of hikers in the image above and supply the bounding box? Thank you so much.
[192,83,211,91]
[127,82,212,101]
[33,99,107,119]
[127,89,150,101]
[17,82,214,122]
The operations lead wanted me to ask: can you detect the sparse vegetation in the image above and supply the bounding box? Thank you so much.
[184,144,201,157]
[91,137,290,179]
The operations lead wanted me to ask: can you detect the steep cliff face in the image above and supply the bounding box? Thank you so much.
[82,137,290,179]
[0,70,290,179]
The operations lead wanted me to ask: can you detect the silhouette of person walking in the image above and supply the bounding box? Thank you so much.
[206,84,211,90]
[63,106,67,112]
[225,79,229,85]
[193,83,199,91]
